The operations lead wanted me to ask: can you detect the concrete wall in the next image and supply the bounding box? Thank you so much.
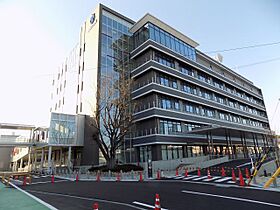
[0,147,12,170]
[257,160,278,176]
[141,155,229,178]
[80,115,99,166]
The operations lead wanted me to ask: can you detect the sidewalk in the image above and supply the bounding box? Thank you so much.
[0,182,51,210]
[250,177,280,192]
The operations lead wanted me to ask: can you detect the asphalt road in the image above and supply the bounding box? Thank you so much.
[18,177,280,210]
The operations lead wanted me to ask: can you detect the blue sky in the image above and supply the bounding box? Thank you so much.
[0,0,279,133]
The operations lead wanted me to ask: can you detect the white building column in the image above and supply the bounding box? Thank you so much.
[27,147,31,172]
[48,146,52,174]
[40,148,44,173]
[20,158,23,169]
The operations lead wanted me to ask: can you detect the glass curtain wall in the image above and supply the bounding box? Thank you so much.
[100,11,134,159]
[132,23,196,61]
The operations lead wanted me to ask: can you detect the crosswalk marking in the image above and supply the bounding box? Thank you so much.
[183,175,198,180]
[214,177,232,183]
[174,175,185,179]
[227,179,239,184]
[202,176,220,182]
[163,174,243,186]
[192,176,208,181]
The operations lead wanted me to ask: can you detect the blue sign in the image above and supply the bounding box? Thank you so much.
[90,13,95,24]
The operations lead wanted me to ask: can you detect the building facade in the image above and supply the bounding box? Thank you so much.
[130,14,271,162]
[50,4,272,165]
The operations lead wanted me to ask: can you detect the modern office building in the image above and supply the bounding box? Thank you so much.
[50,4,273,165]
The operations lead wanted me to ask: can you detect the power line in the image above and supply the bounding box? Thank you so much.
[231,57,280,69]
[205,41,280,54]
[272,98,280,124]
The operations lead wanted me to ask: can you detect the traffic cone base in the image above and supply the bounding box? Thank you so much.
[155,194,161,210]
[93,202,99,210]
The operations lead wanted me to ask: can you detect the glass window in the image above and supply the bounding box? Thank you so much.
[102,15,108,25]
[159,29,165,45]
[149,24,155,40]
[175,38,179,52]
[174,101,180,110]
[165,33,171,48]
[154,27,160,42]
[113,20,118,29]
[170,37,175,51]
[172,80,178,89]
[179,41,184,55]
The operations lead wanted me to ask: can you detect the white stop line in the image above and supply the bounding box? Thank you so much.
[133,201,168,210]
[181,190,280,208]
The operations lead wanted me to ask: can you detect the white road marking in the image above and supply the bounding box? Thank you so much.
[8,182,58,210]
[227,179,239,184]
[203,176,220,182]
[192,176,208,181]
[181,190,280,208]
[133,201,168,210]
[214,177,232,183]
[27,190,145,210]
[236,162,251,168]
[174,175,184,179]
[183,175,198,180]
[30,180,69,185]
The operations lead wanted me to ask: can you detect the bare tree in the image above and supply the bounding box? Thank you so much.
[92,71,134,169]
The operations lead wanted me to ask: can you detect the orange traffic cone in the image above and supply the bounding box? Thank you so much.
[93,202,98,210]
[176,168,179,176]
[238,169,245,186]
[139,171,143,182]
[197,168,201,177]
[155,194,161,210]
[51,175,55,184]
[96,172,100,182]
[185,169,188,177]
[207,168,212,179]
[245,168,250,179]
[232,169,236,182]
[221,167,226,177]
[157,170,161,180]
[116,172,121,182]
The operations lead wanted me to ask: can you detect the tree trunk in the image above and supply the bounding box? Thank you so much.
[107,157,116,170]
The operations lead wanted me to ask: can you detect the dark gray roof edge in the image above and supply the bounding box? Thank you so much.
[99,3,135,25]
